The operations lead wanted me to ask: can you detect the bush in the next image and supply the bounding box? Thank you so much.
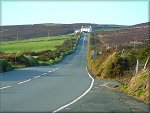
[0,37,78,71]
[126,51,137,67]
[97,52,131,78]
[0,59,12,72]
[16,55,39,66]
[107,57,130,77]
[37,50,55,61]
[16,55,30,66]
[27,56,39,66]
[135,46,150,64]
[37,38,77,62]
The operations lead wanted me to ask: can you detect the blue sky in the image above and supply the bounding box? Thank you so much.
[1,0,149,26]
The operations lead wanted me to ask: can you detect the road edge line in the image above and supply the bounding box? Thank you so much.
[52,67,94,113]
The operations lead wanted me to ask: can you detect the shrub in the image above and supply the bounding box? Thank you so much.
[27,56,39,66]
[16,55,30,66]
[37,50,55,61]
[16,55,39,66]
[107,57,130,77]
[37,38,77,62]
[0,59,12,72]
[97,52,131,78]
[135,46,150,64]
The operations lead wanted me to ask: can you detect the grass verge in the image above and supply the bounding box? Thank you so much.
[0,34,80,73]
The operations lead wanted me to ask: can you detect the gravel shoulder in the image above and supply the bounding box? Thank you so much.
[60,78,149,113]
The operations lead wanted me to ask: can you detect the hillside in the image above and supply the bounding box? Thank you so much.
[0,23,91,41]
[0,23,125,41]
[94,22,149,48]
[88,22,150,103]
[129,22,150,28]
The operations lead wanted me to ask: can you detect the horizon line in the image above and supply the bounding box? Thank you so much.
[1,21,149,26]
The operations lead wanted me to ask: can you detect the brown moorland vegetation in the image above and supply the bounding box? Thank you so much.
[88,22,150,103]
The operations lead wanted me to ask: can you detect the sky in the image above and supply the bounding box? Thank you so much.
[1,0,149,26]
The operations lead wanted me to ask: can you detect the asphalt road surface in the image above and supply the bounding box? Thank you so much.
[0,33,149,113]
[60,79,149,113]
[0,33,92,112]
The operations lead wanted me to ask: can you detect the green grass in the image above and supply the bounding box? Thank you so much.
[0,34,77,53]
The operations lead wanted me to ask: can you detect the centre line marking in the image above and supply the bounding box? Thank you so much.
[1,67,59,89]
[48,67,58,73]
[0,86,11,90]
[34,76,41,79]
[18,79,31,84]
[42,73,47,75]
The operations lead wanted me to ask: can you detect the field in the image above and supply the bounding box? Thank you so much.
[1,34,77,53]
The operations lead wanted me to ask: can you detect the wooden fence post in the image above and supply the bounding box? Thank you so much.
[143,57,150,70]
[135,59,139,75]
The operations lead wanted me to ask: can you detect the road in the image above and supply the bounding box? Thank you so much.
[0,33,92,112]
[60,79,149,113]
[0,33,149,113]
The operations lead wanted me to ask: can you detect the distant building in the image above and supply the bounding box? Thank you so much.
[81,26,92,32]
[74,26,92,34]
[74,29,81,34]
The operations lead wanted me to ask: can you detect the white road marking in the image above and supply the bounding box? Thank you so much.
[42,73,47,76]
[34,76,41,79]
[17,67,59,84]
[18,79,31,84]
[52,67,94,113]
[48,68,58,73]
[52,68,59,72]
[1,67,59,89]
[0,86,11,90]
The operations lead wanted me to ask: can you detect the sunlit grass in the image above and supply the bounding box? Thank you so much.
[1,34,77,53]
